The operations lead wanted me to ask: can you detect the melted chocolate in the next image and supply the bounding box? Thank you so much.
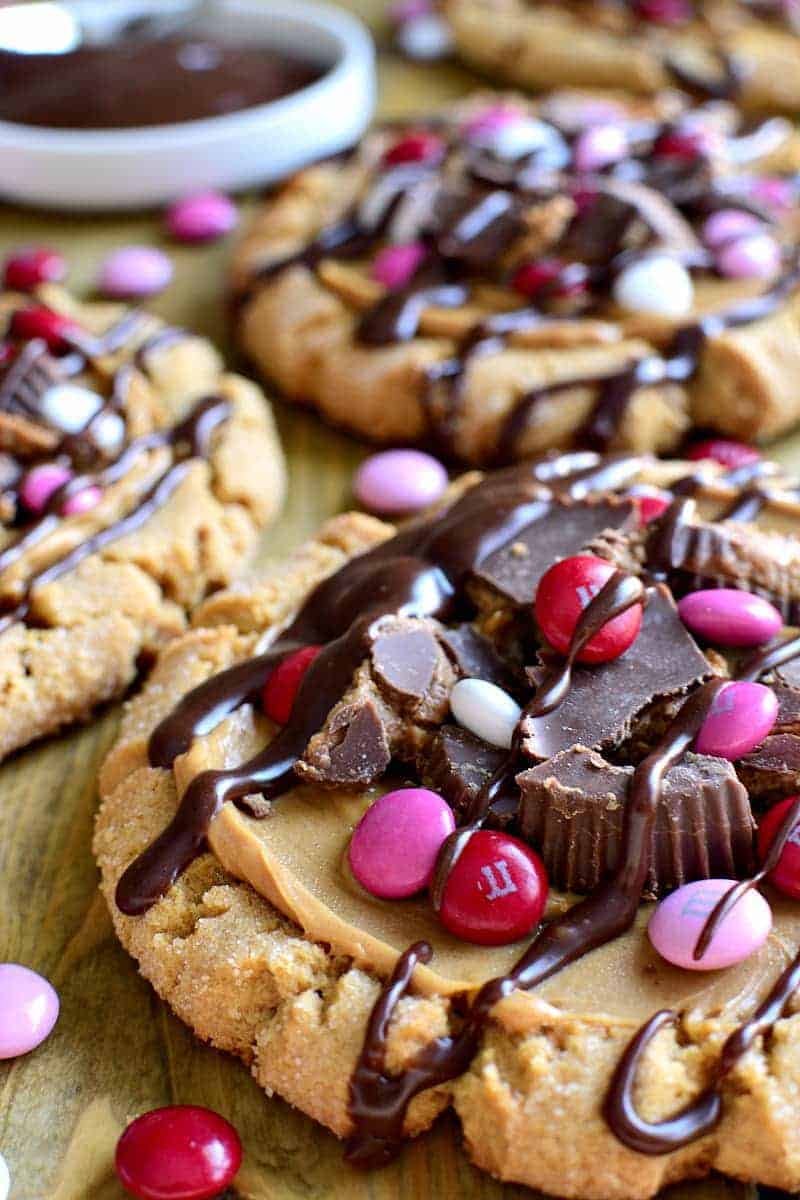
[0,36,324,130]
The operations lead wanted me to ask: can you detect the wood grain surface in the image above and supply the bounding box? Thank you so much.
[0,4,796,1198]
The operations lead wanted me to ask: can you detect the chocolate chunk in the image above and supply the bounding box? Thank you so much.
[371,625,439,700]
[475,496,636,606]
[776,657,800,690]
[438,624,517,691]
[301,697,391,786]
[737,733,800,803]
[521,585,711,760]
[518,746,755,898]
[419,724,507,819]
[772,682,800,733]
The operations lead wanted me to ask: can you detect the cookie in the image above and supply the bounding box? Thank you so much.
[444,1,800,116]
[96,449,800,1200]
[231,89,800,466]
[0,285,285,760]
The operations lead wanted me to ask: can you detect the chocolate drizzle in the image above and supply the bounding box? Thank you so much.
[0,395,230,633]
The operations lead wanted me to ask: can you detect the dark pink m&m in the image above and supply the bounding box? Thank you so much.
[115,1105,242,1200]
[439,830,548,946]
[687,439,761,469]
[263,645,322,726]
[4,246,66,292]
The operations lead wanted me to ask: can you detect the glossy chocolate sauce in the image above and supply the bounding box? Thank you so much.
[0,34,324,129]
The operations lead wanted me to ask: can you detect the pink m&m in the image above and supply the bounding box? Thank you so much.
[702,209,763,249]
[383,131,444,167]
[165,191,238,244]
[463,103,523,144]
[349,788,455,899]
[62,485,102,516]
[4,246,66,292]
[758,796,800,900]
[19,463,72,514]
[371,242,427,290]
[649,879,772,971]
[115,1106,242,1200]
[677,588,782,648]
[354,449,448,515]
[572,124,628,174]
[438,829,548,946]
[716,232,781,280]
[694,681,778,760]
[0,964,59,1058]
[98,246,173,299]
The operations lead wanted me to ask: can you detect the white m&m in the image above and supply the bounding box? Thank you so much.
[38,384,103,434]
[613,254,694,319]
[450,678,521,749]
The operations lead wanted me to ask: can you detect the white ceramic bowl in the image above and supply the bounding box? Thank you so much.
[0,0,376,210]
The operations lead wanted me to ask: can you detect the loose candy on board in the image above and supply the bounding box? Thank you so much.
[395,10,453,59]
[612,254,694,318]
[0,963,59,1059]
[677,589,783,648]
[115,1106,242,1200]
[758,796,800,900]
[165,191,238,243]
[648,879,772,971]
[693,681,778,760]
[353,449,448,515]
[98,245,174,299]
[438,829,549,946]
[534,554,643,663]
[4,246,66,292]
[349,788,456,899]
[262,645,322,726]
[449,677,521,750]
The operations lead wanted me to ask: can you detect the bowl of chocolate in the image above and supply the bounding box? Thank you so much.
[0,0,376,209]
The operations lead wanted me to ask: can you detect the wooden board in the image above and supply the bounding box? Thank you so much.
[0,4,796,1197]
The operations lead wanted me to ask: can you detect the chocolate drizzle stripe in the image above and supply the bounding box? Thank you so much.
[0,396,230,634]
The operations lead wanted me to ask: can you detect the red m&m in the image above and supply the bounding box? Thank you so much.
[687,439,761,470]
[9,306,76,353]
[4,246,66,293]
[438,830,548,946]
[758,795,800,900]
[383,131,444,166]
[262,645,322,725]
[534,554,643,663]
[115,1105,241,1200]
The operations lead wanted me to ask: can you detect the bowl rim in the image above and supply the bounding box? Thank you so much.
[0,0,375,148]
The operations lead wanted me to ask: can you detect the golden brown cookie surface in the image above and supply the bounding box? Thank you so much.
[0,285,285,759]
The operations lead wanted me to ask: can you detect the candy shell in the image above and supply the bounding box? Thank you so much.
[534,554,643,663]
[383,131,444,167]
[677,588,782,647]
[573,124,628,173]
[694,681,778,760]
[115,1106,242,1200]
[612,255,694,318]
[649,879,772,970]
[62,485,103,516]
[262,645,322,725]
[449,678,521,749]
[687,438,761,469]
[4,246,66,292]
[463,103,523,144]
[0,1152,8,1200]
[349,788,456,898]
[757,795,800,900]
[165,192,238,243]
[371,242,427,290]
[635,0,692,24]
[702,208,763,248]
[98,246,173,299]
[716,232,781,280]
[9,306,76,352]
[354,449,448,515]
[20,463,71,514]
[438,829,548,945]
[0,964,59,1058]
[38,383,103,434]
[89,409,126,454]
